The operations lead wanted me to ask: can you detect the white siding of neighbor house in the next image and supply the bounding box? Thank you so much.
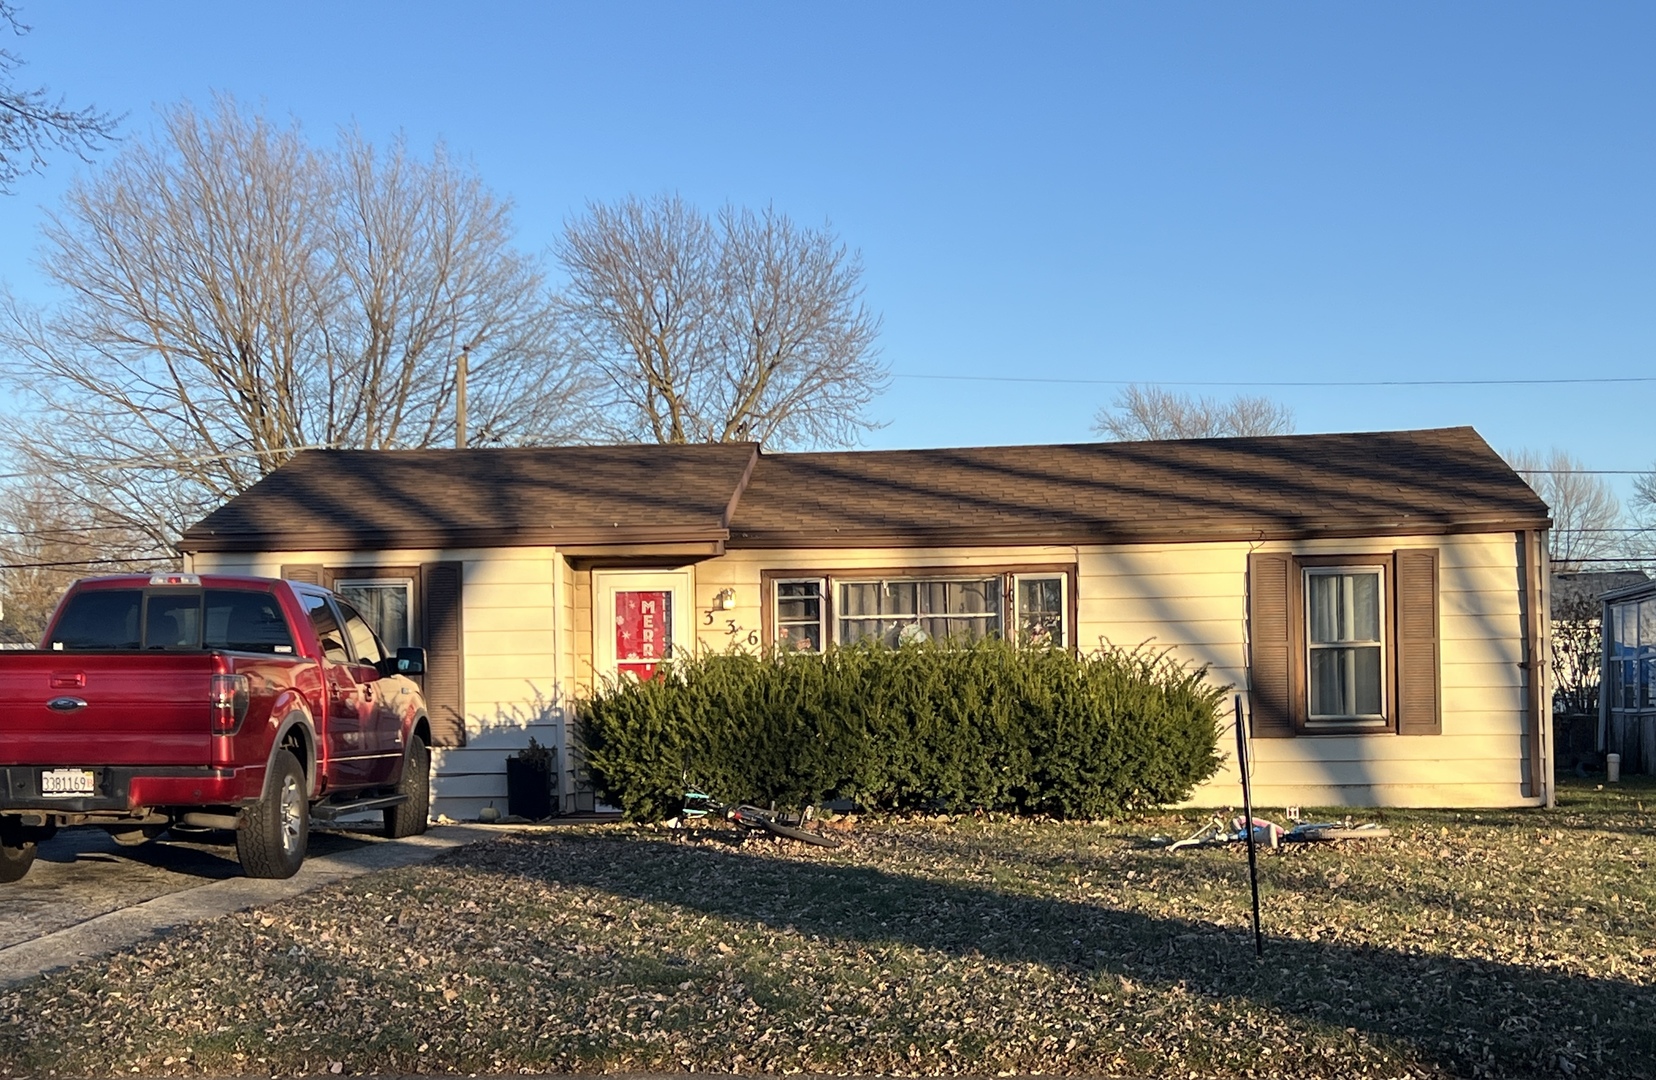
[193,528,1539,818]
[187,547,566,822]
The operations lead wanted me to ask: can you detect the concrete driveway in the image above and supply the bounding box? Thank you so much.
[0,822,485,987]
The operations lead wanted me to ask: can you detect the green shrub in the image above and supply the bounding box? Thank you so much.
[577,637,1226,822]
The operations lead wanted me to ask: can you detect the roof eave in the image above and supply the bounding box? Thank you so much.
[177,523,732,554]
[727,515,1553,550]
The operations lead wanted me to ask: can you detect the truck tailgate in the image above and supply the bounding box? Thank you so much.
[0,653,216,766]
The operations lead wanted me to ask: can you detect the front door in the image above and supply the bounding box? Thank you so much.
[593,571,693,682]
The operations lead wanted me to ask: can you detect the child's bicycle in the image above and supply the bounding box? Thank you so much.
[681,788,842,849]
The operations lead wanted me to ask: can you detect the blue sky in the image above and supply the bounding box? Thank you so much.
[1,2,1651,493]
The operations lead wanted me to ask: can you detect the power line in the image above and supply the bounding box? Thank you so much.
[893,372,1656,388]
[0,557,162,571]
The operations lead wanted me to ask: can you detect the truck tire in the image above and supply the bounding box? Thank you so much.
[0,841,35,883]
[384,736,431,839]
[237,749,309,879]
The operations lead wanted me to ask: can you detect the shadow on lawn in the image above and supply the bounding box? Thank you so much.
[486,832,1655,1078]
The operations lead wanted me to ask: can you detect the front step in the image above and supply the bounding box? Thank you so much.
[311,793,407,822]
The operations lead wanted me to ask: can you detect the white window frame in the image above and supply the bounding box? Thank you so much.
[1303,565,1388,726]
[773,577,828,652]
[333,576,416,653]
[1012,573,1068,648]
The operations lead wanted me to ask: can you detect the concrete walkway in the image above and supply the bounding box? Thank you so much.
[0,824,489,987]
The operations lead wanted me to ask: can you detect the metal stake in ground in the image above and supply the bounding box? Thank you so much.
[1234,694,1264,958]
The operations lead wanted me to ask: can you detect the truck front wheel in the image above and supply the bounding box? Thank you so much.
[0,841,35,883]
[238,749,309,879]
[384,736,430,839]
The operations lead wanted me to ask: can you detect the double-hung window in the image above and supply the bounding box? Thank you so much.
[766,568,1073,652]
[1304,567,1386,726]
[1247,549,1441,737]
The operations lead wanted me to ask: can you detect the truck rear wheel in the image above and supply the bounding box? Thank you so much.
[238,749,309,879]
[0,841,35,883]
[384,736,430,839]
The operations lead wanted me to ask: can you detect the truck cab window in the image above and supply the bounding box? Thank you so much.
[203,590,295,653]
[302,594,352,664]
[144,592,202,649]
[50,589,143,650]
[335,600,387,667]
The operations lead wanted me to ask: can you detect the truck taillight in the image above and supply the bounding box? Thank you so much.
[210,674,251,735]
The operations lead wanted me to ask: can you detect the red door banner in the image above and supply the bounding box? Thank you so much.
[615,590,672,680]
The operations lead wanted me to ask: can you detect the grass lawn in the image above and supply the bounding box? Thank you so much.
[1,778,1652,1079]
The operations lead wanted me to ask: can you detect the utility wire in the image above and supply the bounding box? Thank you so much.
[0,557,163,571]
[893,372,1656,388]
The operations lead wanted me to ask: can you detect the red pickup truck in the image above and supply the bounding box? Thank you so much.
[0,574,433,882]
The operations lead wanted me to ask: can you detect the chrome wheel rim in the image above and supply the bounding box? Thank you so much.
[278,774,303,855]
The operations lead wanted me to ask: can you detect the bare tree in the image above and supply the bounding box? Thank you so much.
[555,194,887,448]
[0,473,157,643]
[0,97,597,552]
[0,2,118,191]
[1505,448,1626,571]
[1091,385,1294,441]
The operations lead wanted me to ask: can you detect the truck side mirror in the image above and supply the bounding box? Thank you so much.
[394,646,426,676]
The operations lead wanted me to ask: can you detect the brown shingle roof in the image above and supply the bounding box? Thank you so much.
[179,443,759,553]
[177,427,1549,554]
[728,427,1549,547]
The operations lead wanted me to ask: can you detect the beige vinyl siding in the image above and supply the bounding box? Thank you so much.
[1068,533,1533,809]
[190,546,563,822]
[723,533,1535,809]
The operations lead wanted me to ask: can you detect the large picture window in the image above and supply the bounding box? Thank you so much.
[765,567,1075,652]
[839,577,1001,646]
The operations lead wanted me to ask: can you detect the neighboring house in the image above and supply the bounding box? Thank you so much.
[1598,576,1656,774]
[1550,569,1647,716]
[176,426,1555,817]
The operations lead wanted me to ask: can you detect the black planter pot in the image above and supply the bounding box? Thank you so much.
[506,758,555,820]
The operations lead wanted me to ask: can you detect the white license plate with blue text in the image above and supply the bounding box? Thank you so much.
[41,768,95,797]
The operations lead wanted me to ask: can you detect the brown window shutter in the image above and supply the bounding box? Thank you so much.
[421,561,467,747]
[1394,548,1442,735]
[280,564,326,586]
[1247,552,1298,737]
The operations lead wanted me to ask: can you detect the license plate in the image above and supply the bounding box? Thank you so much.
[41,768,95,797]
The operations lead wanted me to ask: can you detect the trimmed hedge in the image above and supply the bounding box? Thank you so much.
[578,638,1226,822]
